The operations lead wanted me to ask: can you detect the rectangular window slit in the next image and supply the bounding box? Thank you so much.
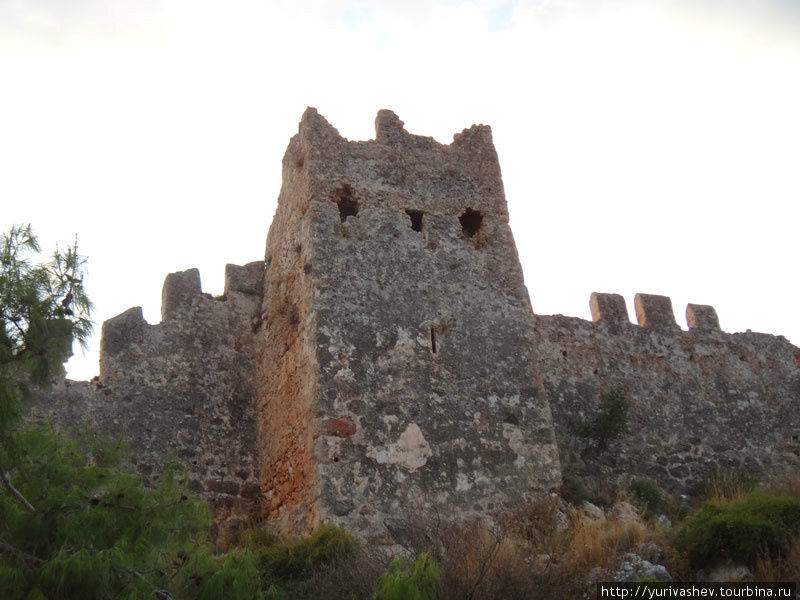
[430,327,437,354]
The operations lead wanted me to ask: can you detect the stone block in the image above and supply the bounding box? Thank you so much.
[634,293,679,333]
[224,261,265,296]
[161,268,201,320]
[100,306,147,358]
[686,304,720,331]
[590,293,629,330]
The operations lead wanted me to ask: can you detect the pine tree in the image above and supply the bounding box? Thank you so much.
[0,225,212,599]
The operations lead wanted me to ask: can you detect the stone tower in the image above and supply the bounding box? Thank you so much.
[257,108,561,542]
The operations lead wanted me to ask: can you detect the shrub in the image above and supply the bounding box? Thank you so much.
[575,388,629,452]
[259,523,357,582]
[676,491,800,569]
[374,553,440,600]
[630,479,665,518]
[561,475,591,505]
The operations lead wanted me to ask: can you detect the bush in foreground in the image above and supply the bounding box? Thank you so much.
[676,490,800,569]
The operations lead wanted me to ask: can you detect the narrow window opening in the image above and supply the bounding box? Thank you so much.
[332,184,359,223]
[430,327,437,354]
[406,209,423,232]
[459,208,483,238]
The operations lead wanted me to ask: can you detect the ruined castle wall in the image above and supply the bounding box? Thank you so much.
[256,123,321,536]
[537,293,800,495]
[29,263,264,547]
[258,108,561,543]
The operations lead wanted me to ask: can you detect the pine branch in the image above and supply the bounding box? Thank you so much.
[0,468,35,512]
[0,539,43,567]
[114,564,175,600]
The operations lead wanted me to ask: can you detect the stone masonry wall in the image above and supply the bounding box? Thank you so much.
[257,108,562,543]
[25,109,800,546]
[538,292,800,496]
[29,262,265,548]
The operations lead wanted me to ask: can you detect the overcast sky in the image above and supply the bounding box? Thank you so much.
[2,0,798,380]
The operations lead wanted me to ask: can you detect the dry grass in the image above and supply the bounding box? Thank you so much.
[568,508,647,570]
[436,519,540,600]
[389,498,668,600]
[234,476,800,598]
[704,469,757,502]
[754,535,800,583]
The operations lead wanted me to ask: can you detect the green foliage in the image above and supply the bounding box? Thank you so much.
[259,523,357,582]
[0,426,211,599]
[574,388,629,452]
[561,474,591,505]
[373,553,440,600]
[0,225,92,420]
[630,478,665,517]
[180,522,361,599]
[195,549,264,600]
[676,491,800,569]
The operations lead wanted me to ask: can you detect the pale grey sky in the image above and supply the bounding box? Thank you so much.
[2,0,798,379]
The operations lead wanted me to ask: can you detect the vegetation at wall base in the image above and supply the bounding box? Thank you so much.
[630,478,666,519]
[373,553,440,600]
[0,426,212,599]
[676,490,800,569]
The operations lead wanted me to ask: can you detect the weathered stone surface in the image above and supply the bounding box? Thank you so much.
[634,293,679,333]
[29,263,264,547]
[257,107,561,540]
[225,261,265,296]
[100,306,147,357]
[538,295,800,494]
[161,267,202,321]
[686,303,720,331]
[590,293,630,333]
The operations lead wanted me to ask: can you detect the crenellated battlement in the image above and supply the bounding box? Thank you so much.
[540,290,800,494]
[40,262,265,548]
[590,292,723,334]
